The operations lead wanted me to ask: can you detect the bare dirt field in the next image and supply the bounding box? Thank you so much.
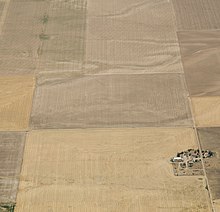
[30,73,192,129]
[0,76,35,131]
[85,0,183,74]
[172,0,220,30]
[178,30,220,96]
[198,127,220,211]
[0,132,25,204]
[191,97,220,127]
[15,128,211,212]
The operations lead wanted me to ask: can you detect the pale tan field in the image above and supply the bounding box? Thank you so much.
[31,73,192,129]
[172,0,220,30]
[192,97,220,127]
[15,128,211,212]
[178,30,220,96]
[85,0,183,74]
[0,76,35,131]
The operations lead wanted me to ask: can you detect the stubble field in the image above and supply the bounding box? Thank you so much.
[0,76,35,131]
[15,128,211,212]
[192,97,220,127]
[85,0,183,74]
[30,73,192,129]
[172,0,220,30]
[178,30,220,96]
[0,132,25,204]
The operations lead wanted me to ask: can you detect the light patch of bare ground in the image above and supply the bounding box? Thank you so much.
[192,97,220,127]
[85,0,183,74]
[198,127,220,211]
[178,30,220,96]
[0,132,25,204]
[0,76,35,131]
[172,0,220,30]
[15,128,211,212]
[30,73,192,129]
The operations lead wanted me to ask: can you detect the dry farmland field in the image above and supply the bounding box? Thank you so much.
[0,0,220,211]
[85,0,183,74]
[198,128,220,211]
[192,97,220,127]
[0,132,25,204]
[172,0,220,30]
[15,128,211,212]
[30,73,192,129]
[0,0,87,74]
[0,76,35,131]
[178,30,220,96]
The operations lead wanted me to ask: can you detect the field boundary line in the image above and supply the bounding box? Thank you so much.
[170,0,215,210]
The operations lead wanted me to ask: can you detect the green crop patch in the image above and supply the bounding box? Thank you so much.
[0,203,15,212]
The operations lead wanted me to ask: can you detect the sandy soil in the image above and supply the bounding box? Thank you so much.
[30,73,192,129]
[192,97,220,127]
[198,128,220,203]
[15,128,211,212]
[0,76,35,131]
[0,132,25,204]
[172,0,220,30]
[178,30,220,96]
[85,0,183,74]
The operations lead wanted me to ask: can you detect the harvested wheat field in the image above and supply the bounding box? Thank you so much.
[198,128,220,211]
[30,73,192,129]
[85,0,183,74]
[191,97,220,127]
[0,132,25,204]
[0,76,35,131]
[172,0,220,30]
[178,30,220,96]
[15,128,211,212]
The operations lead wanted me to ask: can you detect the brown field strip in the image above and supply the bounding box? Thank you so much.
[198,128,220,211]
[0,76,35,131]
[0,132,25,204]
[172,0,220,30]
[38,0,87,73]
[30,73,192,129]
[192,97,220,127]
[178,30,220,96]
[85,0,183,74]
[0,0,49,74]
[0,0,87,74]
[15,128,211,212]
